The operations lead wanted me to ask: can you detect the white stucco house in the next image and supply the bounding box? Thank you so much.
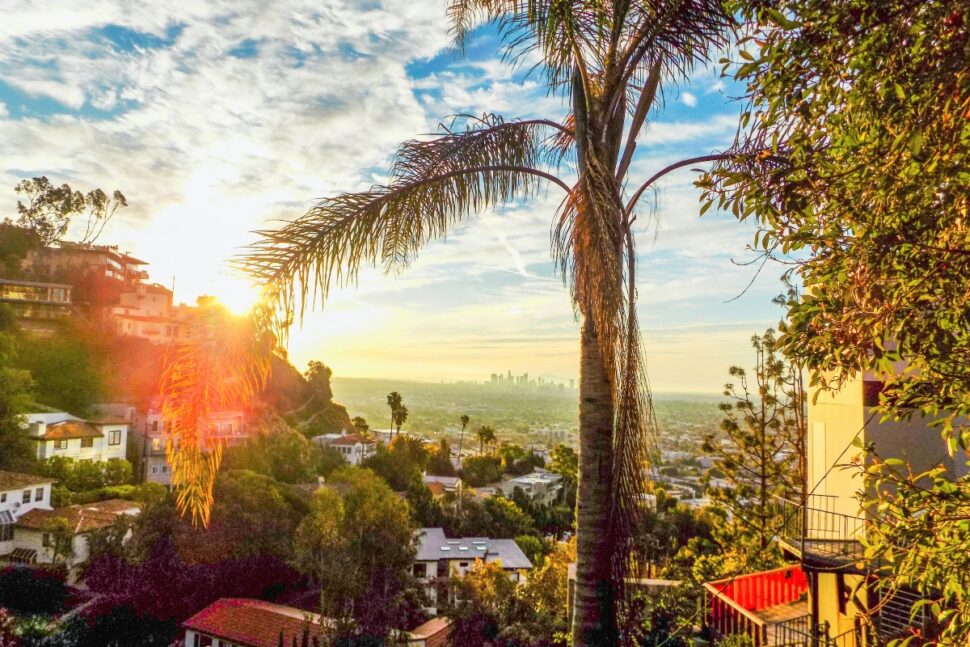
[23,412,128,463]
[9,498,140,581]
[312,433,376,466]
[498,470,563,504]
[413,527,533,614]
[0,471,54,559]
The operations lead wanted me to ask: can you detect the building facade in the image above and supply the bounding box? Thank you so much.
[0,471,54,559]
[705,371,966,646]
[413,527,532,615]
[133,409,247,486]
[0,278,73,336]
[312,433,375,466]
[23,412,128,463]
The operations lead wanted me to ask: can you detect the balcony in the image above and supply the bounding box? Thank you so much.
[776,495,867,566]
[704,565,810,647]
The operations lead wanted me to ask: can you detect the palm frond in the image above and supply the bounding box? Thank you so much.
[160,301,274,526]
[240,114,572,333]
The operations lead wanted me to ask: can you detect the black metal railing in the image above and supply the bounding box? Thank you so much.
[776,495,867,563]
[774,620,872,647]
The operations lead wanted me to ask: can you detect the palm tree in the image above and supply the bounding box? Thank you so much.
[476,424,496,456]
[386,391,403,438]
[242,3,733,643]
[352,416,369,438]
[393,404,408,437]
[457,414,470,464]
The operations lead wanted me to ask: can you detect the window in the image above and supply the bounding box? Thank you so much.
[152,466,159,475]
[54,440,68,450]
[161,466,169,474]
[413,563,427,578]
[34,488,43,501]
[1,493,6,503]
[42,533,51,547]
[80,438,94,448]
[151,439,162,452]
[22,490,31,504]
[151,420,159,432]
[0,525,12,541]
[108,430,122,446]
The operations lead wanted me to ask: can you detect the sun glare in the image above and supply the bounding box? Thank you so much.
[210,276,262,315]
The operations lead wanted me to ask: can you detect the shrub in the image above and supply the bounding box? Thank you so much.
[0,565,69,615]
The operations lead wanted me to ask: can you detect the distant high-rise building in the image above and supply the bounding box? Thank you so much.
[569,379,575,390]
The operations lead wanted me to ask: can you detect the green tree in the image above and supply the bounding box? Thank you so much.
[428,439,458,477]
[293,467,418,641]
[548,444,579,508]
[702,2,970,641]
[703,330,804,552]
[16,326,105,415]
[476,425,497,456]
[0,221,41,276]
[515,535,545,566]
[482,496,535,538]
[242,3,736,641]
[460,455,503,488]
[14,176,126,246]
[363,434,430,491]
[0,305,34,470]
[386,391,403,438]
[352,416,369,437]
[458,414,470,463]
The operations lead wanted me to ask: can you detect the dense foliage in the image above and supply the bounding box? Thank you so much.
[703,1,970,642]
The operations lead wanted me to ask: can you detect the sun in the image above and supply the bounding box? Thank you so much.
[210,275,263,316]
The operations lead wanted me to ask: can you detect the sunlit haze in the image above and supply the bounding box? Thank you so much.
[0,1,784,392]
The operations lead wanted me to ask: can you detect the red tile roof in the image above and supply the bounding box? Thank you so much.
[34,421,103,440]
[330,434,373,446]
[0,471,53,491]
[15,499,140,533]
[183,599,326,647]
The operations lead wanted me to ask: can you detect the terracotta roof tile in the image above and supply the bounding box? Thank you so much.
[183,598,326,647]
[34,421,103,440]
[0,470,53,491]
[15,499,140,534]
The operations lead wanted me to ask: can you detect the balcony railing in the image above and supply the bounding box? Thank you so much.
[705,565,810,647]
[776,495,867,564]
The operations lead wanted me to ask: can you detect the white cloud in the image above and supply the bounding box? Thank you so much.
[0,4,779,391]
[681,91,697,107]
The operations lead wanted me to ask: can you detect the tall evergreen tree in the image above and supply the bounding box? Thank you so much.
[703,329,805,552]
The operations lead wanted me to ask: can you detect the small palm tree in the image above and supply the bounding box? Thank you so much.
[352,416,369,438]
[477,425,496,455]
[458,414,470,464]
[393,404,408,438]
[386,392,403,437]
[242,3,734,642]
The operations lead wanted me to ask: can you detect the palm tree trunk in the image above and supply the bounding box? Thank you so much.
[572,315,617,646]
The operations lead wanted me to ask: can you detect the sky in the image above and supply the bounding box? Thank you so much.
[0,1,786,394]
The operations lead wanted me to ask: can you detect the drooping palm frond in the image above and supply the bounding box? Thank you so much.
[240,114,573,333]
[160,300,274,526]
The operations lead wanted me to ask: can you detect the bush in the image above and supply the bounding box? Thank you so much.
[39,457,134,492]
[460,456,502,487]
[0,565,69,615]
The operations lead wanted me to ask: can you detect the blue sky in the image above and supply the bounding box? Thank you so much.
[0,1,784,393]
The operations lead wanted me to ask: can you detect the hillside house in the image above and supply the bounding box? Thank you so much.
[312,433,375,466]
[497,470,563,504]
[0,471,54,559]
[182,598,451,647]
[705,371,968,646]
[0,278,73,336]
[133,409,247,486]
[23,412,128,463]
[7,498,140,581]
[413,527,532,615]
